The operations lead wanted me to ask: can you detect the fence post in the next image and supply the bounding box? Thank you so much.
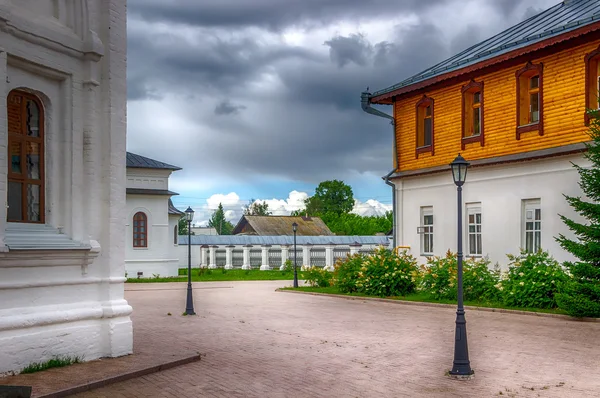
[350,242,362,256]
[225,245,234,269]
[242,244,252,270]
[209,245,218,269]
[200,245,209,268]
[260,245,272,271]
[302,243,312,268]
[325,243,335,271]
[280,244,290,270]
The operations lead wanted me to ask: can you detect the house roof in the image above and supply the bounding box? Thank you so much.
[232,216,334,236]
[126,152,182,171]
[168,199,184,216]
[179,235,390,246]
[370,0,600,102]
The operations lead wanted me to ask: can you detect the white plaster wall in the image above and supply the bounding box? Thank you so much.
[0,0,133,375]
[126,168,171,191]
[395,153,589,269]
[125,195,179,277]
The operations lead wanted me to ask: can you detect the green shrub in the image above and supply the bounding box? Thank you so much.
[301,265,333,288]
[501,250,568,309]
[333,253,366,293]
[356,247,418,297]
[419,251,500,302]
[281,259,294,273]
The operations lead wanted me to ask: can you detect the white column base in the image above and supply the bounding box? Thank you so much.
[260,264,272,271]
[279,264,286,271]
[208,264,217,269]
[241,264,251,270]
[224,264,234,270]
[324,265,334,272]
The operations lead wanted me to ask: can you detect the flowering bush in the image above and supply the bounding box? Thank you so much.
[333,253,366,293]
[419,251,500,302]
[501,250,568,309]
[355,247,418,297]
[301,265,333,288]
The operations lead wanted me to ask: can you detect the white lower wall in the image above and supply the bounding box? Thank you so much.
[395,153,588,269]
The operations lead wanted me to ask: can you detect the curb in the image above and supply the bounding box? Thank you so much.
[276,289,600,323]
[37,353,203,398]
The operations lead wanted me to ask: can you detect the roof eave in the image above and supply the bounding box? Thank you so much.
[370,22,600,104]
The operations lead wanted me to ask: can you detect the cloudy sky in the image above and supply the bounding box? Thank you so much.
[126,0,558,226]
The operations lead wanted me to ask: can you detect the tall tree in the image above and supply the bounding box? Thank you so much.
[178,217,194,236]
[304,180,354,216]
[208,203,234,235]
[555,109,600,317]
[244,199,272,216]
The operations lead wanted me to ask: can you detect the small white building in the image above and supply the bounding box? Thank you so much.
[0,0,132,374]
[125,152,183,278]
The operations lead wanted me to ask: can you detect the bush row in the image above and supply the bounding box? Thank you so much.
[300,247,574,312]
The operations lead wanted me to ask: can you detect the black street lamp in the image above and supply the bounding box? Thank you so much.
[184,206,196,316]
[292,222,298,288]
[449,154,473,378]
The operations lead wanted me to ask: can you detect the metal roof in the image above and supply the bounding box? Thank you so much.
[372,0,600,98]
[179,235,391,246]
[168,199,184,216]
[126,152,182,171]
[126,188,179,196]
[232,215,334,236]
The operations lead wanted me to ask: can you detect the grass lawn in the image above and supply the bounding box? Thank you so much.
[126,268,297,283]
[280,286,568,315]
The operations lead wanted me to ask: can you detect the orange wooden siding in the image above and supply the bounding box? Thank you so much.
[393,40,600,171]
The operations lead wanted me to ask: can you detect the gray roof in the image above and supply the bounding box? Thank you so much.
[126,188,179,196]
[126,152,182,171]
[179,235,391,246]
[372,0,600,98]
[169,199,184,216]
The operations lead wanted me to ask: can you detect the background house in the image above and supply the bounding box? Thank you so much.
[232,215,334,236]
[125,152,183,278]
[363,0,600,268]
[0,0,132,374]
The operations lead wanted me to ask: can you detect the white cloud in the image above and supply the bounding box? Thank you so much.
[351,199,392,217]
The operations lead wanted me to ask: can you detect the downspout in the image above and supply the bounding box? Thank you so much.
[361,91,398,250]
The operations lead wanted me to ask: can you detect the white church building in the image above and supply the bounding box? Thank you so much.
[125,152,183,278]
[0,0,133,374]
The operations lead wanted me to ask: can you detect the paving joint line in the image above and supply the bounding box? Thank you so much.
[276,289,600,322]
[36,353,203,398]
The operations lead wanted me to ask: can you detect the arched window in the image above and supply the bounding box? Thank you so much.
[174,225,178,245]
[7,90,45,223]
[133,212,147,247]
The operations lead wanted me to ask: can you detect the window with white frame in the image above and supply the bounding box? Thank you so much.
[466,204,482,256]
[420,207,434,255]
[523,199,541,253]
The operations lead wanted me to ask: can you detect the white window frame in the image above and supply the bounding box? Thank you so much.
[522,199,541,253]
[466,203,482,257]
[420,207,434,256]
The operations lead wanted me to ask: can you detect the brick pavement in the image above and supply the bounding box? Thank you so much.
[65,280,600,398]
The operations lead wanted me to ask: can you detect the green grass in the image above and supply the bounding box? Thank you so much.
[281,286,568,315]
[21,355,82,374]
[126,268,297,283]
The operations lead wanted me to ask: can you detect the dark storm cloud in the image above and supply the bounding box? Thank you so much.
[214,100,246,115]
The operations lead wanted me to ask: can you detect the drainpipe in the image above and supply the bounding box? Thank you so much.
[361,90,398,249]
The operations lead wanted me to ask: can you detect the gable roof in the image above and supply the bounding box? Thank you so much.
[126,152,182,171]
[371,0,600,102]
[232,216,334,236]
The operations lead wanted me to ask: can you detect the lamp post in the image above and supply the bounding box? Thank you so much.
[184,206,196,315]
[292,222,298,288]
[449,154,473,378]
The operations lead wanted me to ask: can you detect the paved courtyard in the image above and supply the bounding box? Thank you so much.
[65,280,600,397]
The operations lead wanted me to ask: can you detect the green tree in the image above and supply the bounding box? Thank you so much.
[304,180,354,216]
[244,199,272,216]
[178,217,195,236]
[208,203,234,235]
[555,108,600,317]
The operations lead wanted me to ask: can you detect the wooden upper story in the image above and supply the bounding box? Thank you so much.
[367,0,600,174]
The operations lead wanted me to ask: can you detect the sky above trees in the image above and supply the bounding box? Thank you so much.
[125,0,558,226]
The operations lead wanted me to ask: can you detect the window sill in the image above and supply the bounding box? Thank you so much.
[462,134,484,150]
[516,122,543,139]
[416,145,433,157]
[420,253,433,257]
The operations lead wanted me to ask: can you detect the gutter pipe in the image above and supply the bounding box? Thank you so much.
[361,90,398,250]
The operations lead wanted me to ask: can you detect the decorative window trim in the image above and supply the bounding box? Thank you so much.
[7,90,46,224]
[515,61,544,139]
[584,44,600,125]
[466,204,482,257]
[415,95,434,157]
[461,80,485,150]
[522,199,542,253]
[419,206,434,256]
[133,212,148,248]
